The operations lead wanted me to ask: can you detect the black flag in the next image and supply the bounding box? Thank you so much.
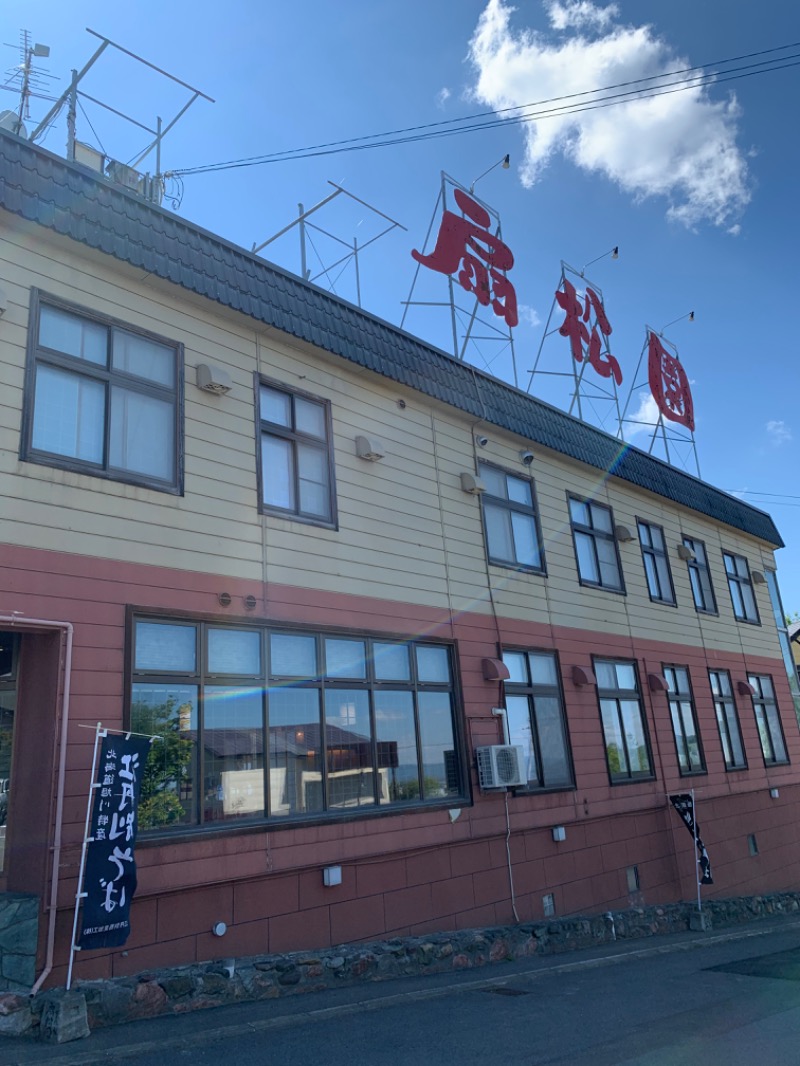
[77,733,152,950]
[669,793,713,885]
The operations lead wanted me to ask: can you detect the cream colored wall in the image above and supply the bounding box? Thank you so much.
[0,219,782,659]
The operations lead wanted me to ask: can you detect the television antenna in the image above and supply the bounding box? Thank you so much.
[2,29,55,137]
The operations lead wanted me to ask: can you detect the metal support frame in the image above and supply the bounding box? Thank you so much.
[526,261,622,434]
[401,171,519,387]
[620,326,701,477]
[252,182,406,308]
[28,27,213,178]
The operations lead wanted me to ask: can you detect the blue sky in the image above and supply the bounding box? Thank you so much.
[6,0,800,609]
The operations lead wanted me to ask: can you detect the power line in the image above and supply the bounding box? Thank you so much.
[169,40,800,177]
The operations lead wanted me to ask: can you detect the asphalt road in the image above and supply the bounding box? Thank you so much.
[9,919,800,1066]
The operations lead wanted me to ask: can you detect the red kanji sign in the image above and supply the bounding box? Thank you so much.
[411,188,518,327]
[647,330,694,431]
[555,277,622,386]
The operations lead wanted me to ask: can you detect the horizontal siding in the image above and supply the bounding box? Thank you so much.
[0,224,786,657]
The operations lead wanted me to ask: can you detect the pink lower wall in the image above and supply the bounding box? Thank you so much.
[1,542,799,986]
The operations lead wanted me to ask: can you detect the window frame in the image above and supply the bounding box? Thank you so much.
[21,289,184,494]
[567,494,625,593]
[683,536,718,615]
[478,461,546,575]
[708,669,747,771]
[255,374,337,528]
[593,657,655,784]
[125,609,469,839]
[722,551,760,625]
[662,664,706,775]
[501,647,574,792]
[637,519,676,606]
[748,672,789,767]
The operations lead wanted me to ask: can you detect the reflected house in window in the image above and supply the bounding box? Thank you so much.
[191,723,403,820]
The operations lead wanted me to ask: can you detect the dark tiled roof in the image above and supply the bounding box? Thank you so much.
[0,132,782,547]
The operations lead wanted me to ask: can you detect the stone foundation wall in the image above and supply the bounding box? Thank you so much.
[3,890,800,1042]
[0,893,38,993]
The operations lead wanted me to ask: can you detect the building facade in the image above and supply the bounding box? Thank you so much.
[1,132,799,989]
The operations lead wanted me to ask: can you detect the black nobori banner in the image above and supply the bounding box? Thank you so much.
[77,734,153,951]
[669,793,713,886]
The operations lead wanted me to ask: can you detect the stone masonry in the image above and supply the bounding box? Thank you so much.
[2,891,800,1043]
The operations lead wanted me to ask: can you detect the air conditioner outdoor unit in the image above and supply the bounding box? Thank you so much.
[476,745,526,789]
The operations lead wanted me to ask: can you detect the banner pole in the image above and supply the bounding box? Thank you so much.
[66,722,105,991]
[692,788,701,914]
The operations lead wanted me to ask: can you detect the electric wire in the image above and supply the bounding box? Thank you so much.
[169,42,800,176]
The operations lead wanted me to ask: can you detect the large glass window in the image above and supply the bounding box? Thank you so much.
[663,665,705,774]
[683,537,717,614]
[765,570,800,723]
[501,649,573,790]
[129,620,465,832]
[24,292,181,491]
[569,497,623,591]
[478,463,544,572]
[638,521,675,605]
[258,381,334,524]
[709,670,746,771]
[594,659,653,782]
[748,674,789,765]
[723,552,760,624]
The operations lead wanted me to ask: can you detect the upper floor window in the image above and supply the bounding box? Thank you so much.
[258,381,335,525]
[663,665,705,774]
[594,659,653,782]
[748,673,789,766]
[683,537,717,614]
[479,463,544,572]
[129,618,466,833]
[23,292,181,492]
[569,497,623,592]
[638,521,675,605]
[501,649,573,790]
[709,669,746,771]
[723,552,760,624]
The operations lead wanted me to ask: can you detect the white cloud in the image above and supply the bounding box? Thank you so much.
[546,1,618,31]
[766,420,792,446]
[436,87,451,108]
[624,390,659,438]
[468,1,751,228]
[519,304,541,327]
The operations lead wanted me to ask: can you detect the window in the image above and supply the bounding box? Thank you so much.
[709,670,746,770]
[568,497,624,591]
[723,552,760,624]
[663,666,705,774]
[479,463,544,572]
[594,659,653,782]
[23,292,181,491]
[638,521,675,605]
[683,537,717,614]
[129,618,466,833]
[0,632,19,874]
[501,650,573,789]
[765,570,800,720]
[748,673,789,765]
[258,380,335,524]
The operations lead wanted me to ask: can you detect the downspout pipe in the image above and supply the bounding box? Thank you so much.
[0,615,73,995]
